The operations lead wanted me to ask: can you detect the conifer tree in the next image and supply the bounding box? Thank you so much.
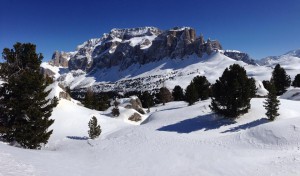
[111,99,120,117]
[185,82,199,106]
[292,74,300,87]
[0,43,58,149]
[192,76,211,100]
[83,88,95,109]
[270,64,291,95]
[140,91,155,108]
[210,64,257,118]
[88,116,101,139]
[172,85,184,101]
[158,87,173,105]
[263,83,280,121]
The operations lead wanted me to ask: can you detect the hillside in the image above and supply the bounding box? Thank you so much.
[1,97,300,176]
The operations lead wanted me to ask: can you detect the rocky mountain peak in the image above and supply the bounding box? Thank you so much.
[52,26,223,72]
[109,27,162,40]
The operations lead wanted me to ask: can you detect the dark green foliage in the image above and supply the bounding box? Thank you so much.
[263,83,280,121]
[81,89,110,111]
[270,64,291,95]
[262,80,272,92]
[210,64,257,118]
[185,83,199,105]
[158,87,173,105]
[172,85,184,101]
[88,116,101,139]
[0,43,58,149]
[111,99,120,117]
[292,74,300,87]
[192,76,211,100]
[83,88,95,109]
[140,91,155,108]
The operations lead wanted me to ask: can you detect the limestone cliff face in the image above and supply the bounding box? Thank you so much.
[52,27,223,72]
[49,51,73,67]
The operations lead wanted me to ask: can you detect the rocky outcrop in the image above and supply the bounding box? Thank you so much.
[49,51,72,67]
[40,67,55,78]
[128,112,142,122]
[124,97,145,114]
[64,27,222,72]
[222,50,256,65]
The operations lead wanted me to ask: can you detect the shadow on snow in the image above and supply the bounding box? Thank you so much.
[157,114,234,133]
[66,136,89,140]
[221,118,268,133]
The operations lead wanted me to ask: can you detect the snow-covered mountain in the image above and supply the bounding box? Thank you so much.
[41,27,299,95]
[258,49,300,66]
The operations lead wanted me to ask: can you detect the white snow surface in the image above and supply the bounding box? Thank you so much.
[59,52,277,93]
[1,97,300,176]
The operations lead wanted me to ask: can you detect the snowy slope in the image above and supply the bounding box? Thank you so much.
[1,98,300,176]
[56,51,278,95]
[258,49,300,80]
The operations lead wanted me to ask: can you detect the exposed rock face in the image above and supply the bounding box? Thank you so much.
[222,50,256,65]
[128,112,142,122]
[49,51,72,67]
[124,97,145,114]
[40,67,55,78]
[64,27,222,72]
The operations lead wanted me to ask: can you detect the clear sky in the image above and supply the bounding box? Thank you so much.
[1,0,300,61]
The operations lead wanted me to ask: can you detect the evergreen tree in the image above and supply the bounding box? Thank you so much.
[88,116,101,139]
[140,91,155,108]
[292,74,300,87]
[83,88,95,109]
[192,76,211,100]
[172,85,184,101]
[111,99,120,117]
[0,43,58,149]
[263,83,280,121]
[262,80,272,92]
[97,94,110,111]
[185,82,199,105]
[210,64,257,118]
[158,87,173,105]
[270,64,291,95]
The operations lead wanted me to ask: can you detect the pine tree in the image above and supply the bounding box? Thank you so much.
[158,87,173,105]
[83,88,95,109]
[88,116,101,139]
[192,76,211,100]
[0,43,58,149]
[271,64,291,95]
[292,74,300,87]
[185,82,199,106]
[111,99,120,117]
[140,91,155,108]
[210,64,257,118]
[172,85,184,101]
[262,80,272,92]
[263,83,280,121]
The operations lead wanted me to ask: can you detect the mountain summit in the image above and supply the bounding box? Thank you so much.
[51,27,222,71]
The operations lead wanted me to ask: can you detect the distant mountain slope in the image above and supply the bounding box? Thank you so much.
[41,27,299,94]
[258,49,300,66]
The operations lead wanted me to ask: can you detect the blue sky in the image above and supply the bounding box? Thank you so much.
[1,0,300,61]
